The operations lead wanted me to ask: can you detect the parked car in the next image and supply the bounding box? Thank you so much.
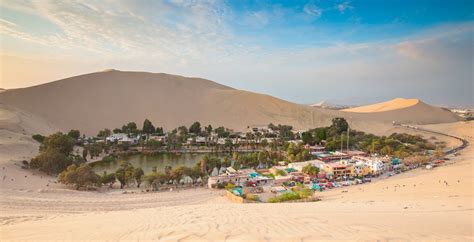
[363,178,372,183]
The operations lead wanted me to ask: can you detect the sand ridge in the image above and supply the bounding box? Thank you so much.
[0,71,460,136]
[343,98,420,113]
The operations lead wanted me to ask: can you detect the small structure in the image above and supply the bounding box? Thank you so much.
[316,151,351,162]
[106,133,139,144]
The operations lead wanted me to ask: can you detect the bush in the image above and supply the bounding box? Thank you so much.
[32,134,45,143]
[274,169,287,176]
[268,191,301,203]
[246,194,260,202]
[100,172,116,187]
[30,150,73,175]
[225,183,235,190]
[296,188,314,199]
[58,164,100,190]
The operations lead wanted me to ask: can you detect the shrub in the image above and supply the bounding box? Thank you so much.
[246,194,260,202]
[32,134,45,143]
[225,182,235,190]
[274,169,287,176]
[297,188,314,199]
[58,164,100,190]
[268,191,301,203]
[30,150,73,175]
[100,172,116,187]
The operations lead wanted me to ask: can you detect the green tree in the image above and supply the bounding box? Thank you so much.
[40,132,75,155]
[301,132,314,145]
[58,164,100,190]
[189,121,201,135]
[133,167,145,187]
[115,161,135,189]
[67,130,81,140]
[32,134,45,143]
[100,171,116,188]
[30,150,73,175]
[97,129,111,139]
[142,119,155,138]
[329,117,349,135]
[302,164,319,176]
[30,132,75,174]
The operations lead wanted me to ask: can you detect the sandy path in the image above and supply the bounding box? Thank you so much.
[0,121,472,241]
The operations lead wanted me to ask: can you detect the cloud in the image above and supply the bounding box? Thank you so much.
[337,1,353,13]
[243,11,269,28]
[1,0,236,61]
[1,1,472,106]
[303,3,322,19]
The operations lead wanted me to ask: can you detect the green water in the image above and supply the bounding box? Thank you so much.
[91,153,231,174]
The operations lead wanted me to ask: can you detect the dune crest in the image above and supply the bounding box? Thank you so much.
[0,71,460,135]
[342,98,420,113]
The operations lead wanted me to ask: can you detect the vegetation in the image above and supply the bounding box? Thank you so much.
[30,132,75,174]
[274,169,287,176]
[58,164,100,189]
[67,129,81,140]
[245,194,260,202]
[32,134,45,143]
[301,118,436,158]
[115,161,136,189]
[100,171,116,188]
[302,164,319,176]
[268,191,301,203]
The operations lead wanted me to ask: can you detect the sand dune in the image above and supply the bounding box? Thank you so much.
[343,98,420,112]
[0,70,460,136]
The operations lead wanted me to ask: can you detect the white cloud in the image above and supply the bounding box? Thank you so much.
[303,3,322,19]
[243,11,269,28]
[337,1,353,13]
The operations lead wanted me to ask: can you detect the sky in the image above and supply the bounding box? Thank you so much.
[0,0,473,107]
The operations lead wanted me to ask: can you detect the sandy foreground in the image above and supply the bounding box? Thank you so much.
[0,118,473,241]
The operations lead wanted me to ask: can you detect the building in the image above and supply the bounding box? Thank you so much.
[321,163,354,179]
[288,159,325,172]
[148,135,167,143]
[316,151,351,162]
[106,133,139,144]
[353,156,388,175]
[208,168,272,188]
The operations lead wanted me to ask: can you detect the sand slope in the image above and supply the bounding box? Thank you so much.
[0,70,460,136]
[343,98,420,112]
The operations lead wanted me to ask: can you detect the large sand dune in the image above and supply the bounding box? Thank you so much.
[343,98,420,112]
[0,70,460,136]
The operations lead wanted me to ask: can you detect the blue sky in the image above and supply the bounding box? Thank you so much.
[1,0,473,106]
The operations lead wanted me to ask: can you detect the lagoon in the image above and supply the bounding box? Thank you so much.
[91,152,231,174]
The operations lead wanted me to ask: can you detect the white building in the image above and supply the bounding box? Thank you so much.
[288,159,325,171]
[106,133,139,144]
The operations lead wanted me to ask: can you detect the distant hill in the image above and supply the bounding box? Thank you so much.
[0,71,460,136]
[310,101,351,110]
[342,98,460,124]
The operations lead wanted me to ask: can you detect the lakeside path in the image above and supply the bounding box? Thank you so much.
[1,122,473,241]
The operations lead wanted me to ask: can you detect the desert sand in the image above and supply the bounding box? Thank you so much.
[0,70,460,136]
[0,100,472,240]
[343,98,420,112]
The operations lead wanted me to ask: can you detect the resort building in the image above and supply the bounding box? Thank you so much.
[316,151,351,162]
[208,168,272,188]
[288,159,325,172]
[106,133,139,144]
[321,163,355,179]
